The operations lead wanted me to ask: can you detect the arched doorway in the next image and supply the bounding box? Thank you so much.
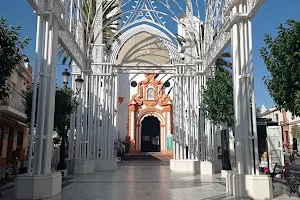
[141,116,160,152]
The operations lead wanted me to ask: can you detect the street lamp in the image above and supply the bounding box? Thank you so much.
[75,75,84,93]
[62,69,71,87]
[57,69,72,171]
[57,70,84,172]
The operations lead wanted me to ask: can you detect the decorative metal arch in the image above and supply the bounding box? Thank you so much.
[108,24,181,64]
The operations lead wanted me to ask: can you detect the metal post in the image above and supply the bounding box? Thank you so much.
[195,74,200,160]
[248,19,260,175]
[93,75,99,159]
[34,16,50,175]
[239,2,250,174]
[43,18,59,174]
[112,74,116,158]
[180,67,184,159]
[98,75,103,159]
[232,4,244,174]
[68,75,76,160]
[75,77,83,161]
[27,15,41,175]
[100,74,105,159]
[103,68,109,159]
[88,74,94,159]
[108,67,113,159]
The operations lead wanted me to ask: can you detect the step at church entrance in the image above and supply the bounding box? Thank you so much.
[123,152,173,161]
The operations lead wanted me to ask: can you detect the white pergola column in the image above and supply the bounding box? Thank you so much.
[93,65,117,170]
[226,1,273,199]
[73,71,95,174]
[84,0,116,171]
[14,1,62,199]
[195,70,201,161]
[75,80,83,161]
[200,120,217,175]
[88,75,94,160]
[130,111,135,139]
[167,111,171,136]
[199,71,206,162]
[200,68,220,175]
[91,75,99,160]
[67,74,77,168]
[173,74,179,160]
[170,65,201,174]
[229,128,235,170]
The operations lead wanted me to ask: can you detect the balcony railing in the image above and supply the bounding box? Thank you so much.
[0,88,26,113]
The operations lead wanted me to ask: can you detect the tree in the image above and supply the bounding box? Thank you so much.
[216,52,232,71]
[202,65,234,171]
[260,19,300,116]
[54,87,77,170]
[58,0,122,66]
[292,124,300,141]
[0,18,30,100]
[24,86,77,170]
[202,68,234,127]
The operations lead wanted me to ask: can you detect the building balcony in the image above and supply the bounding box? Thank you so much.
[0,88,27,121]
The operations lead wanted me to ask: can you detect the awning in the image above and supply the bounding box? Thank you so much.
[0,115,29,127]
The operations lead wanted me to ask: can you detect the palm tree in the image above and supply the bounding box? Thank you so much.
[176,22,232,72]
[58,0,122,66]
[215,52,232,71]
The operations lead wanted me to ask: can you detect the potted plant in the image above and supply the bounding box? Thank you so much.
[117,140,126,160]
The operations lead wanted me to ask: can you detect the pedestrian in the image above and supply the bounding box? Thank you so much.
[293,138,298,161]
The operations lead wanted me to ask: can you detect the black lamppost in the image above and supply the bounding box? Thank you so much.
[57,70,84,171]
[57,69,71,171]
[62,69,71,87]
[75,75,84,94]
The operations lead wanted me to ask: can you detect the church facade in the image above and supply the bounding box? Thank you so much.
[127,74,173,153]
[116,32,174,153]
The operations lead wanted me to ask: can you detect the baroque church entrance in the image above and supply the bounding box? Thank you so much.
[116,32,175,154]
[141,116,160,152]
[126,74,173,154]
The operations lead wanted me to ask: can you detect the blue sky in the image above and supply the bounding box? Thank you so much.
[1,0,300,109]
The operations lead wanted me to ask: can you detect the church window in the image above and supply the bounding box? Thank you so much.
[131,81,137,87]
[164,80,170,87]
[147,88,155,100]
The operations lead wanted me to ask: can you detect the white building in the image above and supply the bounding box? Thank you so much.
[259,104,300,146]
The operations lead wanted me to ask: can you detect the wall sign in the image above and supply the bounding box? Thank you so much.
[166,135,173,150]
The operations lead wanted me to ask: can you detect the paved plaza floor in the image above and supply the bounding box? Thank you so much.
[1,161,299,200]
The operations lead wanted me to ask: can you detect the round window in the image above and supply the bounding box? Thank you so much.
[164,80,170,87]
[131,81,137,87]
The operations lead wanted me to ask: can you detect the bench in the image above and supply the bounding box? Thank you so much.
[269,163,285,179]
[269,163,300,197]
[0,157,20,197]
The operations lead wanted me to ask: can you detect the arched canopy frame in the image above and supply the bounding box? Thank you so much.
[108,24,181,64]
[87,0,203,60]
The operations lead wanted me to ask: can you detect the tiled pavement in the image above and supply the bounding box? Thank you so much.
[1,161,299,200]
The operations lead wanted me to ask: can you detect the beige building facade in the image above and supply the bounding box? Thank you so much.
[0,62,32,166]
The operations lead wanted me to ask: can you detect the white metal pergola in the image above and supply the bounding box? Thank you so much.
[15,0,271,200]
